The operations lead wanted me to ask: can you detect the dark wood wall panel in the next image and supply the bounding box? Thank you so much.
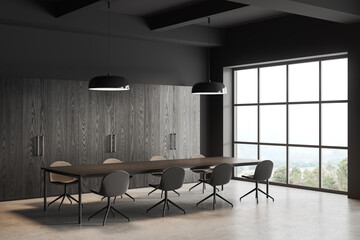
[159,85,174,160]
[174,86,200,183]
[0,80,200,200]
[128,85,146,188]
[114,90,130,162]
[42,79,80,196]
[145,85,161,187]
[0,78,6,200]
[22,78,41,198]
[0,78,24,200]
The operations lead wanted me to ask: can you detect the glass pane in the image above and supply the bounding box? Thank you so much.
[322,103,347,147]
[289,147,319,187]
[321,149,348,191]
[322,58,348,101]
[235,106,258,142]
[260,145,287,183]
[260,105,286,143]
[259,65,286,103]
[289,104,319,145]
[234,144,258,177]
[289,61,319,102]
[235,68,258,104]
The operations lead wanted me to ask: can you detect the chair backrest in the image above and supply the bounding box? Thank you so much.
[150,156,166,161]
[103,158,122,164]
[159,167,185,191]
[253,160,274,181]
[190,154,205,159]
[98,170,129,197]
[49,161,77,183]
[209,163,233,186]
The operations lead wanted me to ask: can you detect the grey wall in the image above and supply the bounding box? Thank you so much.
[208,15,360,198]
[0,23,206,86]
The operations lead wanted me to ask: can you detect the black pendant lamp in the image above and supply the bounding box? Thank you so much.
[89,0,129,91]
[192,17,227,95]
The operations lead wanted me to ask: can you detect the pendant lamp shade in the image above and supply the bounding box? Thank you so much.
[88,0,130,91]
[192,82,227,95]
[89,75,130,91]
[191,17,226,95]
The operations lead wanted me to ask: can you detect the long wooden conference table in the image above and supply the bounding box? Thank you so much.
[41,157,260,224]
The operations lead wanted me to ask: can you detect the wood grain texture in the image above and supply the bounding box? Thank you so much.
[144,85,161,186]
[42,79,80,196]
[0,78,7,200]
[0,78,25,200]
[0,80,201,200]
[174,86,200,183]
[22,78,41,198]
[159,85,174,160]
[128,85,146,188]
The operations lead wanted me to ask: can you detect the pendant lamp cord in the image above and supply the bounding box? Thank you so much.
[107,0,110,75]
[207,17,211,83]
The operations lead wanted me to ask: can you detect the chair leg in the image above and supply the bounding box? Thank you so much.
[148,186,158,196]
[66,195,73,204]
[196,192,214,206]
[168,199,186,214]
[239,188,256,201]
[113,196,117,204]
[189,181,202,192]
[256,181,258,204]
[58,194,66,210]
[47,194,63,207]
[163,193,168,217]
[124,193,136,202]
[172,190,180,196]
[67,194,79,203]
[103,204,111,225]
[213,188,216,210]
[147,198,166,213]
[216,193,233,207]
[111,206,130,222]
[258,188,274,201]
[88,206,107,221]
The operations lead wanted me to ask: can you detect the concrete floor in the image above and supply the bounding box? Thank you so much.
[1,181,360,240]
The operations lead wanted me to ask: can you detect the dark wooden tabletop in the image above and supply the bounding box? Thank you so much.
[41,157,261,177]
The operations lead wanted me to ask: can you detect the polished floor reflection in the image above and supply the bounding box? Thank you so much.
[0,181,359,240]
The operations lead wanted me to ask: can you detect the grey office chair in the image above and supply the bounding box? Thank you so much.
[88,170,131,225]
[239,160,275,203]
[147,167,186,217]
[188,154,211,193]
[148,156,180,197]
[102,158,135,202]
[48,161,80,210]
[196,163,233,210]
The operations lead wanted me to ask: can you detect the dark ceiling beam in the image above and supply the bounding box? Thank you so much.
[51,0,100,18]
[229,0,360,23]
[147,0,247,31]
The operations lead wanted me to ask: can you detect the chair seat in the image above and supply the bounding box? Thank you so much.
[242,175,254,180]
[191,168,211,173]
[51,179,78,184]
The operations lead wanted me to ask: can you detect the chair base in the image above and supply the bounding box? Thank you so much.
[48,184,81,210]
[239,181,274,203]
[147,191,185,217]
[101,193,135,204]
[196,187,233,210]
[148,184,180,198]
[89,197,130,225]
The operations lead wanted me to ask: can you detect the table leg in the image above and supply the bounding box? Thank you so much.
[43,170,47,211]
[78,176,82,224]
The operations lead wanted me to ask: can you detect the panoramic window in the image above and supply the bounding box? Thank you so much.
[233,56,348,192]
